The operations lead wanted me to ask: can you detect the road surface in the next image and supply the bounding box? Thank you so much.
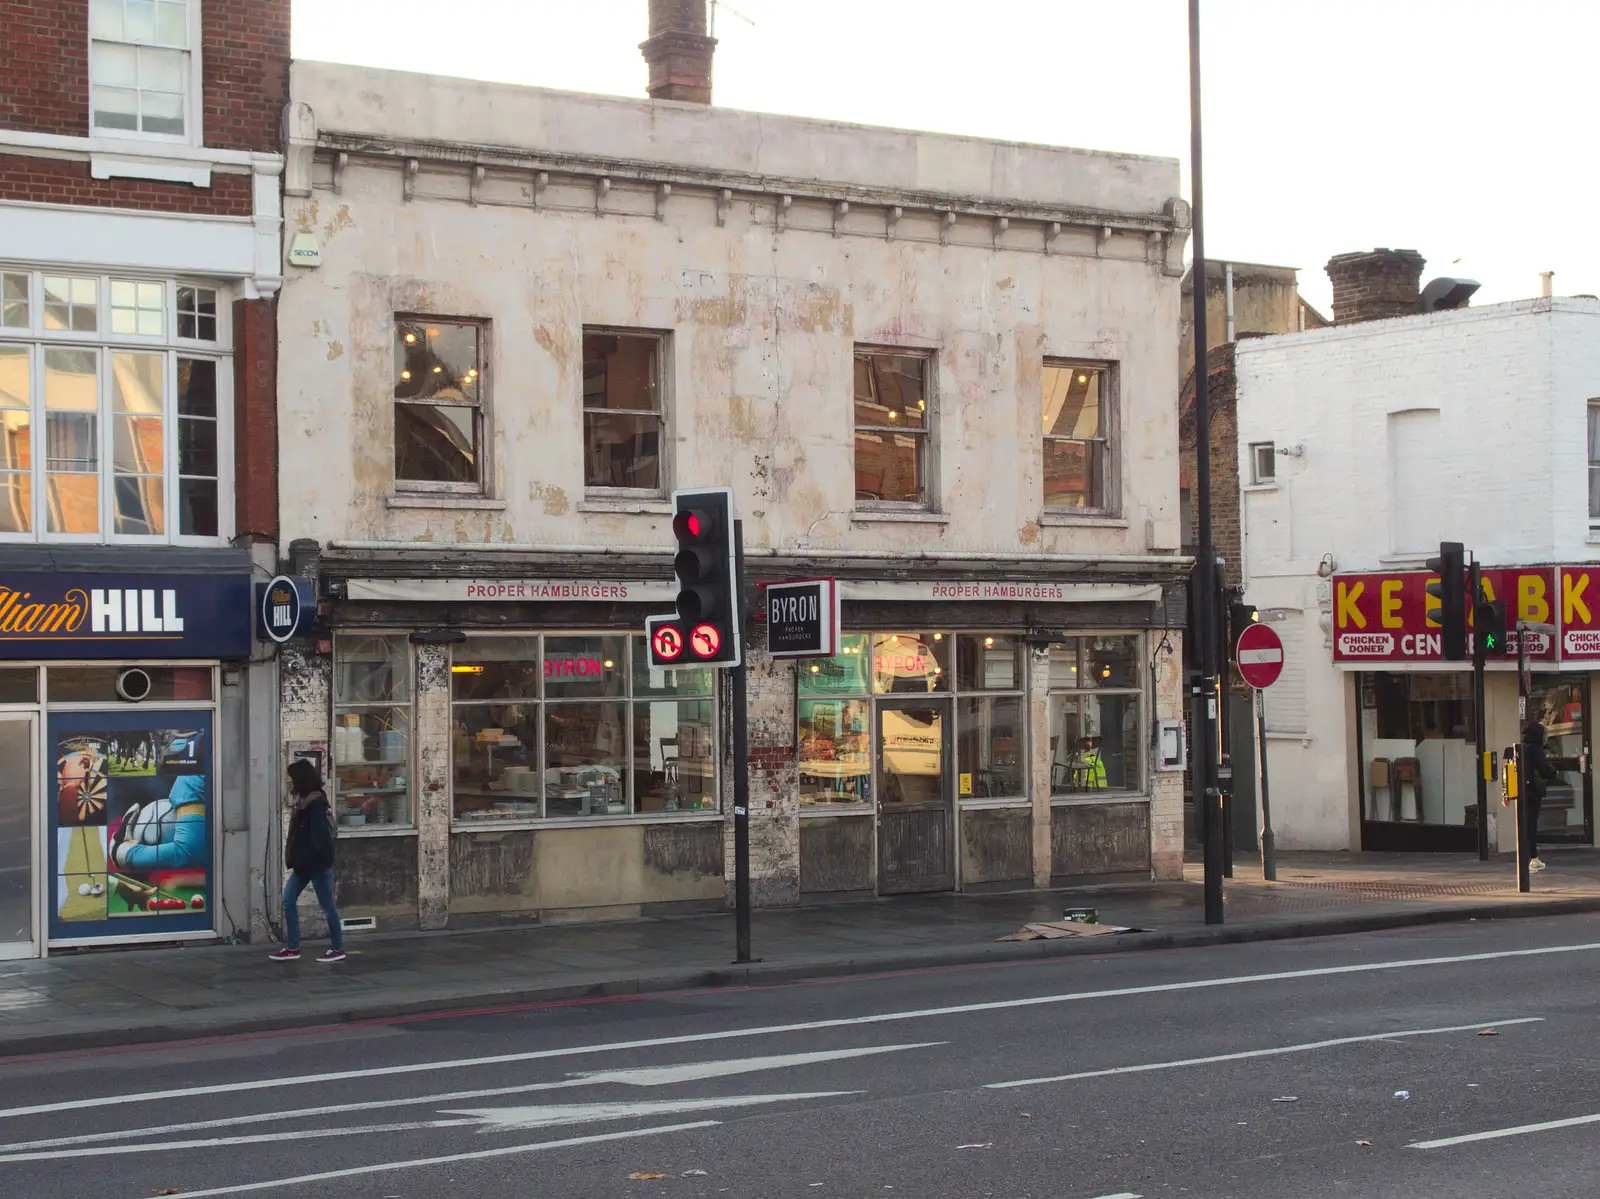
[4,913,1600,1197]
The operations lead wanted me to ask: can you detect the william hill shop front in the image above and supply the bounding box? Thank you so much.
[1333,564,1600,852]
[0,551,254,957]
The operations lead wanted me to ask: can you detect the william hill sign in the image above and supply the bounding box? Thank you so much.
[0,573,251,660]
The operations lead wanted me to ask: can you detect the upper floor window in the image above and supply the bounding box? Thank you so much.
[394,318,485,493]
[90,0,198,141]
[1250,441,1277,484]
[1042,361,1111,510]
[1589,400,1600,523]
[582,330,665,494]
[854,349,931,507]
[0,268,228,543]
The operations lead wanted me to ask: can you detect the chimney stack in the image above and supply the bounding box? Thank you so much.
[641,0,717,105]
[1325,248,1426,325]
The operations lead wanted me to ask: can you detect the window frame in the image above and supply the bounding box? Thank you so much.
[580,327,670,499]
[1045,632,1147,800]
[0,266,233,546]
[392,314,491,497]
[1041,358,1118,515]
[1588,400,1600,526]
[87,0,204,146]
[330,632,416,832]
[448,632,719,828]
[852,345,937,511]
[1250,441,1277,485]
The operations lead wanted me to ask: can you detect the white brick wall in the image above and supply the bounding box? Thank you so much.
[1235,299,1600,849]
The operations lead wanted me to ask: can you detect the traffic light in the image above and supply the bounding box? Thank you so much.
[1228,600,1259,657]
[1425,542,1467,661]
[654,486,741,668]
[1474,598,1508,664]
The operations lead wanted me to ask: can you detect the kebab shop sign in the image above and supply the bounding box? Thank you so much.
[1332,567,1559,663]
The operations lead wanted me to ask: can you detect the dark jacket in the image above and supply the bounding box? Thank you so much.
[285,790,337,878]
[1525,723,1561,798]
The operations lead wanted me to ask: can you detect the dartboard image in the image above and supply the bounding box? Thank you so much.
[57,740,110,825]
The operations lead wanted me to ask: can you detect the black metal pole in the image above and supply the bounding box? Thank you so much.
[1516,622,1530,894]
[731,519,754,962]
[1257,688,1277,881]
[1188,0,1223,925]
[1471,560,1489,861]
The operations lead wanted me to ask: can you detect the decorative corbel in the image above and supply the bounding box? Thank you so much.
[992,216,1010,247]
[531,170,549,210]
[595,176,611,215]
[655,182,672,220]
[468,164,485,207]
[1045,221,1061,253]
[833,200,850,237]
[886,206,902,241]
[1097,225,1113,256]
[1147,230,1164,262]
[776,194,792,232]
[717,188,733,226]
[331,151,348,196]
[402,158,418,203]
[939,210,956,246]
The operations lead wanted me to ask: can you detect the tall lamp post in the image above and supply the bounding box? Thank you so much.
[1188,0,1224,924]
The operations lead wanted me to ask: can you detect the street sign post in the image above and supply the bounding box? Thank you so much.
[1235,621,1283,881]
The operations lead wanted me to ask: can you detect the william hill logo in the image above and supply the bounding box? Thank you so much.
[0,586,184,638]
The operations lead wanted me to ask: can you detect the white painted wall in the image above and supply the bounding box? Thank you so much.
[1235,299,1600,849]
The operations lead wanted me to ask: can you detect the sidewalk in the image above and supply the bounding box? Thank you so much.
[3,849,1598,1057]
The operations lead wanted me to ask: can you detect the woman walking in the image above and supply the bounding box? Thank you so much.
[270,759,345,963]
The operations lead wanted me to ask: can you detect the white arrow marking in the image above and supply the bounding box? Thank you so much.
[1410,1110,1600,1149]
[444,1091,856,1131]
[0,1119,479,1164]
[0,1043,938,1156]
[4,939,1596,1119]
[143,1121,722,1199]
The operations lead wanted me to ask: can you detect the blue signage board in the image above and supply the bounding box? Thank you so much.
[0,572,251,660]
[256,575,314,643]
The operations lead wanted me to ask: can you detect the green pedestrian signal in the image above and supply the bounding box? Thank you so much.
[1474,599,1508,663]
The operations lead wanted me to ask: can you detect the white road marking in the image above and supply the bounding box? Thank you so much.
[4,940,1594,1120]
[1410,1111,1600,1149]
[153,1121,721,1199]
[0,1043,939,1154]
[1087,1193,1143,1199]
[443,1091,856,1131]
[0,1120,478,1164]
[987,1018,1541,1089]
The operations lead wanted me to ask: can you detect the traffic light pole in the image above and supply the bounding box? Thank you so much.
[1188,0,1223,925]
[731,519,754,963]
[1471,559,1489,861]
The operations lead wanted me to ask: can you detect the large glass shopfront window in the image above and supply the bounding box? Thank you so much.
[1359,672,1476,828]
[332,635,413,828]
[450,633,715,823]
[1048,636,1142,794]
[1529,675,1591,844]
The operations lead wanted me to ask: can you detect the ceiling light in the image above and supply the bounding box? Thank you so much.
[1077,373,1088,384]
[404,332,416,344]
[427,328,439,336]
[985,637,994,647]
[887,410,898,420]
[603,659,614,669]
[432,365,443,374]
[400,370,411,380]
[811,664,820,674]
[932,633,942,641]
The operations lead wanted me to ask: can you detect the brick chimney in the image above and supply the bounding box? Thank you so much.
[641,0,717,105]
[1325,249,1426,325]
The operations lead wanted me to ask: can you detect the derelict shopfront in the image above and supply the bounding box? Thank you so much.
[0,550,253,957]
[1333,564,1599,853]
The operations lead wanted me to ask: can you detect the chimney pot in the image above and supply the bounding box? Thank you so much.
[1324,248,1426,325]
[641,0,717,105]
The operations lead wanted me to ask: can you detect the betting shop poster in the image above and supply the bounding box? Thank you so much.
[49,710,213,940]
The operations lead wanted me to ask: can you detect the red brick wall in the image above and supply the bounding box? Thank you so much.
[0,153,252,214]
[233,297,278,541]
[0,0,289,153]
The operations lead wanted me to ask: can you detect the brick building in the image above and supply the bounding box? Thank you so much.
[0,0,288,955]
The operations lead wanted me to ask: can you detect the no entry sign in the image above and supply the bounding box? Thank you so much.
[1236,622,1285,690]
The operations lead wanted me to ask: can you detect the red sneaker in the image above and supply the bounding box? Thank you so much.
[268,948,300,962]
[317,950,347,964]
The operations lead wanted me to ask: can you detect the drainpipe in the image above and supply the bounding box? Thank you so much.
[1224,261,1235,342]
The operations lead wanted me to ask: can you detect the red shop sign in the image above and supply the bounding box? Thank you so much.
[1331,567,1558,663]
[1560,565,1600,661]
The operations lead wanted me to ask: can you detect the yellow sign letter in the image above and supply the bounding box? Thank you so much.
[1566,571,1593,627]
[1336,580,1366,630]
[1380,579,1403,629]
[1518,573,1550,624]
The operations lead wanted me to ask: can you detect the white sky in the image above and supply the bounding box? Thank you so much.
[292,0,1599,315]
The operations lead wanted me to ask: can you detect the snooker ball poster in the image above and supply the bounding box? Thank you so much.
[49,709,213,941]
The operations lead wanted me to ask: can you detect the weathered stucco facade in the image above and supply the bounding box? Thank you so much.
[277,60,1192,929]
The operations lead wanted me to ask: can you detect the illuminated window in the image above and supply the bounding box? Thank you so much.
[1042,360,1112,510]
[854,349,932,507]
[393,318,485,490]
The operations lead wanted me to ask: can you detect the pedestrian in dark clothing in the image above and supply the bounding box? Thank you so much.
[1523,721,1562,873]
[270,759,345,962]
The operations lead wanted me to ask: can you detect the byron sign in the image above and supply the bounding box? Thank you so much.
[764,579,840,659]
[0,573,251,660]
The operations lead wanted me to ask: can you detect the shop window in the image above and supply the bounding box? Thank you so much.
[582,330,665,493]
[1048,636,1143,795]
[1042,361,1111,510]
[871,632,949,694]
[48,666,210,703]
[332,635,413,828]
[0,270,230,545]
[393,318,485,491]
[854,349,931,507]
[0,667,36,703]
[797,634,871,806]
[450,634,715,823]
[955,634,1025,800]
[1361,671,1475,826]
[90,0,197,140]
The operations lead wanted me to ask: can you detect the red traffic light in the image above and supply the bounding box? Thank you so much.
[674,508,717,541]
[690,623,723,659]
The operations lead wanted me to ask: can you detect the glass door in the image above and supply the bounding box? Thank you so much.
[875,700,954,894]
[0,716,37,958]
[1530,676,1591,846]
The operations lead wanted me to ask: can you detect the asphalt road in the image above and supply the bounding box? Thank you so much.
[5,914,1600,1198]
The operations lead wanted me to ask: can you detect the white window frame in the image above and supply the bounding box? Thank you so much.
[1250,441,1277,485]
[87,0,205,147]
[392,315,490,497]
[853,345,938,512]
[581,327,670,499]
[1041,358,1119,515]
[0,265,234,546]
[1588,399,1600,526]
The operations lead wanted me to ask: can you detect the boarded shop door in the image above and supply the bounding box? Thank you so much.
[876,701,954,894]
[0,716,36,958]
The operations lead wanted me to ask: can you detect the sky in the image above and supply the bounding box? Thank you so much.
[291,0,1600,315]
